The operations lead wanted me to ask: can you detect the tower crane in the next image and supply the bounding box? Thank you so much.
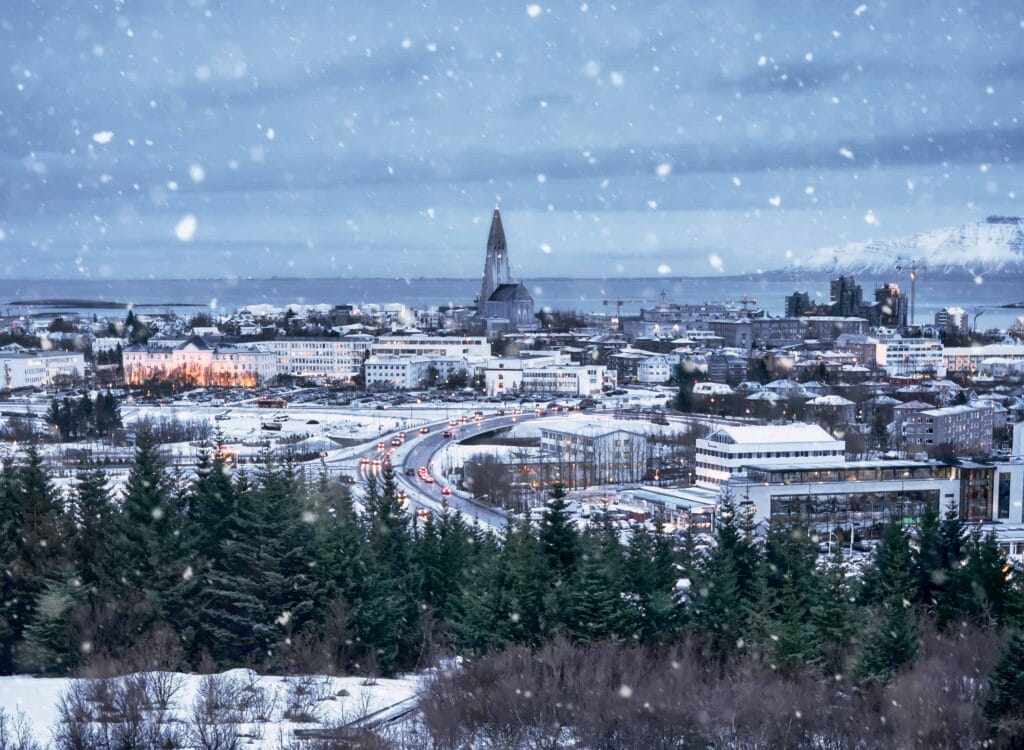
[602,298,649,331]
[894,257,925,327]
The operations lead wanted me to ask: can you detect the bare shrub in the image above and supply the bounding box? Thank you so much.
[284,675,332,723]
[419,637,1002,750]
[235,670,278,724]
[0,708,41,750]
[189,674,243,750]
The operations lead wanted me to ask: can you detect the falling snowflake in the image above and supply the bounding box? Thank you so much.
[175,214,198,242]
[92,131,114,144]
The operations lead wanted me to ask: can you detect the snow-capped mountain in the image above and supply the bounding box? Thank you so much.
[791,218,1024,275]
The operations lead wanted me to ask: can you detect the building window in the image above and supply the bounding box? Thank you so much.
[998,473,1011,520]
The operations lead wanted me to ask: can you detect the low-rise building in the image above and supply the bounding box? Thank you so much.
[261,335,375,381]
[898,403,995,456]
[882,337,946,377]
[372,334,491,360]
[0,349,86,389]
[636,354,677,384]
[364,354,469,390]
[944,344,1024,375]
[123,337,276,386]
[540,424,648,485]
[695,423,845,488]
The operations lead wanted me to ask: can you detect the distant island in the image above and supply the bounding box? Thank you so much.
[7,299,204,308]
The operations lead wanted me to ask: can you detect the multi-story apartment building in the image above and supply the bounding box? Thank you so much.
[363,355,469,390]
[944,344,1024,375]
[540,424,648,485]
[260,335,375,381]
[898,403,995,455]
[881,337,946,377]
[520,364,611,397]
[0,348,87,389]
[636,354,677,384]
[372,334,490,361]
[695,423,845,488]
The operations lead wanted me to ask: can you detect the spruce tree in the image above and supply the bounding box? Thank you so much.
[539,483,579,575]
[855,523,919,685]
[562,516,630,643]
[70,460,113,589]
[105,433,193,640]
[21,571,85,674]
[622,520,678,642]
[0,445,68,671]
[984,628,1024,746]
[959,529,1010,625]
[812,545,856,675]
[358,463,421,675]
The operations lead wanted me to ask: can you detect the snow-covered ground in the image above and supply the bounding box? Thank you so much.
[0,669,419,748]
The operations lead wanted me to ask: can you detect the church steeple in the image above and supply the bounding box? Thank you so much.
[478,206,512,314]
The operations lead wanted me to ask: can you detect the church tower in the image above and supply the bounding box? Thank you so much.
[478,207,511,314]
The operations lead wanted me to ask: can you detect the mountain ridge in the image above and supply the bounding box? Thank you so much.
[789,217,1024,275]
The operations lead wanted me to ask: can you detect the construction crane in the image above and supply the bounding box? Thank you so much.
[728,295,759,314]
[602,298,648,331]
[894,257,925,327]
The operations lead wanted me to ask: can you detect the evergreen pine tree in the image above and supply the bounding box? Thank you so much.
[21,571,85,674]
[855,523,919,685]
[105,433,193,641]
[811,545,857,675]
[958,528,1010,625]
[562,515,630,643]
[357,463,422,675]
[70,460,113,589]
[539,483,579,576]
[0,445,68,671]
[984,628,1024,746]
[622,520,678,643]
[914,501,945,610]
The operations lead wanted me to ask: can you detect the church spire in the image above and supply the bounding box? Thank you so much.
[487,206,507,257]
[478,206,512,314]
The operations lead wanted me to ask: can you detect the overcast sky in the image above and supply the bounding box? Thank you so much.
[1,0,1022,279]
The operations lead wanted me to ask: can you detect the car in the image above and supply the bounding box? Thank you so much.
[377,441,386,452]
[423,475,434,483]
[405,467,417,476]
[442,430,453,438]
[398,432,406,440]
[448,419,458,426]
[441,486,452,496]
[391,437,402,447]
[360,457,370,466]
[419,426,430,434]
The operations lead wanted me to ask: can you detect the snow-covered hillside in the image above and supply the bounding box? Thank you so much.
[792,218,1024,275]
[0,669,419,749]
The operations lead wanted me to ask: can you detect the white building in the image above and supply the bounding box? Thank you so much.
[944,344,1024,375]
[540,424,648,485]
[364,355,469,390]
[636,354,677,384]
[727,451,1024,558]
[260,336,375,381]
[484,352,567,396]
[123,337,276,386]
[0,349,86,389]
[372,334,491,361]
[520,363,612,397]
[695,423,845,488]
[881,337,946,377]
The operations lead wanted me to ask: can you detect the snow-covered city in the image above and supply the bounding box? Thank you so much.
[3,1,1024,748]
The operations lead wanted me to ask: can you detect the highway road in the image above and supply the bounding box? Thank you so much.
[335,410,541,528]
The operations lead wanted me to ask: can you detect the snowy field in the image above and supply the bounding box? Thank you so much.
[0,669,419,748]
